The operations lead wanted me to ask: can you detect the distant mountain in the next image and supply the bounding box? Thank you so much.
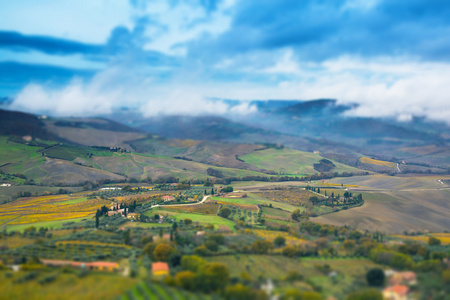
[0,108,59,140]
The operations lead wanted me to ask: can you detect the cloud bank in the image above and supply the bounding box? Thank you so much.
[2,0,450,123]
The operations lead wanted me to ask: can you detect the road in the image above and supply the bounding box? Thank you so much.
[150,195,211,209]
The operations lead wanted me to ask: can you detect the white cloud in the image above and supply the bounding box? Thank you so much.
[139,0,233,55]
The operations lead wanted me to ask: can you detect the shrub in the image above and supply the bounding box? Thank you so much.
[428,236,441,246]
[366,268,385,287]
[274,235,286,247]
[218,207,232,218]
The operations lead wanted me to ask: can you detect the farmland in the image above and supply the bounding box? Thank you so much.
[240,148,361,175]
[359,157,397,169]
[0,194,109,228]
[255,188,321,206]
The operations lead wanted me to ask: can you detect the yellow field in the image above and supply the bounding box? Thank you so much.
[360,157,396,168]
[0,195,110,226]
[253,229,306,245]
[391,233,450,245]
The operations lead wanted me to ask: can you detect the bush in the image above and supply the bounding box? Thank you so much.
[274,235,286,247]
[428,236,441,246]
[218,207,232,218]
[366,268,385,287]
[38,274,57,285]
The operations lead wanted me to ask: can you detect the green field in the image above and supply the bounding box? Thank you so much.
[0,270,139,300]
[240,148,361,175]
[147,207,236,231]
[206,255,381,299]
[211,193,301,212]
[261,206,294,219]
[4,217,87,232]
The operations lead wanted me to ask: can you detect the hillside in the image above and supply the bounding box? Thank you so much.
[239,147,362,176]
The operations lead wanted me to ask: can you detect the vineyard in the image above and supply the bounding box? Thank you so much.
[359,157,396,168]
[255,188,322,206]
[253,229,306,245]
[214,200,258,211]
[0,194,110,226]
[391,233,450,245]
[123,281,212,300]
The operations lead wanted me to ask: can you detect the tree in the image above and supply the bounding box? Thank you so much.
[343,240,356,255]
[428,236,441,246]
[218,207,232,218]
[366,268,385,287]
[184,218,192,225]
[175,270,196,290]
[274,235,286,247]
[172,221,178,231]
[95,214,99,229]
[309,196,319,205]
[251,240,273,254]
[154,244,175,262]
[291,209,301,221]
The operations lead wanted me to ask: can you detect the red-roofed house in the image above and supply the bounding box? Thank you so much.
[152,262,169,277]
[383,285,409,300]
[161,195,175,202]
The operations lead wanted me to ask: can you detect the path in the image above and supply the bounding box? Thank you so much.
[150,195,211,209]
[396,163,401,173]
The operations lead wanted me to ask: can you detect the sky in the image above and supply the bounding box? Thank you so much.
[1,0,450,122]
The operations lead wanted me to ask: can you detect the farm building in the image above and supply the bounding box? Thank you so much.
[152,262,169,277]
[100,187,122,190]
[161,195,175,202]
[127,213,139,220]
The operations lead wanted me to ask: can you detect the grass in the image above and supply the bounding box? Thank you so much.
[261,206,294,219]
[0,270,139,300]
[3,217,87,232]
[240,148,360,175]
[211,193,301,212]
[147,207,236,231]
[205,255,380,299]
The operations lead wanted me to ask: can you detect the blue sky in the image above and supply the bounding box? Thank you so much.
[1,0,450,121]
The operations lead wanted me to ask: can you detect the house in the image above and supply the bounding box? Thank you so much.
[127,213,139,220]
[0,183,11,187]
[152,262,169,277]
[389,271,417,286]
[382,285,409,300]
[108,211,121,216]
[161,195,175,202]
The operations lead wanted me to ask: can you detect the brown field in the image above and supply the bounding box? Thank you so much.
[255,188,322,206]
[162,202,220,215]
[315,189,450,233]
